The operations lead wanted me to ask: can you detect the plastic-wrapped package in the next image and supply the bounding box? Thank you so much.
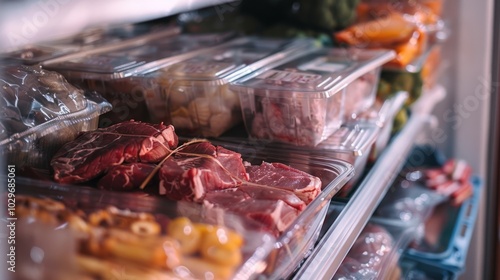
[333,218,417,280]
[143,37,313,137]
[9,178,277,280]
[1,24,178,65]
[0,65,111,168]
[43,32,235,126]
[231,47,395,146]
[375,178,448,224]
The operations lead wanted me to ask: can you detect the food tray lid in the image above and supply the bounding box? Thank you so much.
[43,32,235,79]
[0,92,111,149]
[155,37,315,83]
[230,47,396,99]
[334,217,420,280]
[216,122,379,157]
[316,123,380,156]
[346,91,409,127]
[2,25,179,65]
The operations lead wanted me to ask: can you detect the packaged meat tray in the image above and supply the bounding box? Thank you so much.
[1,24,179,65]
[43,32,235,126]
[333,217,419,280]
[215,122,379,197]
[0,65,112,169]
[230,47,395,146]
[143,37,314,137]
[347,91,409,161]
[182,140,355,279]
[44,121,354,279]
[7,176,276,280]
[404,176,481,272]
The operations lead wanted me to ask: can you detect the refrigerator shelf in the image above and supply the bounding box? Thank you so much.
[292,85,446,280]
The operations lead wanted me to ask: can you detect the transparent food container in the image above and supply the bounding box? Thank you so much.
[9,177,277,280]
[0,65,112,168]
[43,32,235,126]
[1,24,179,65]
[231,47,395,146]
[347,91,409,161]
[405,176,481,272]
[208,141,355,279]
[143,37,313,137]
[214,122,379,198]
[333,217,419,280]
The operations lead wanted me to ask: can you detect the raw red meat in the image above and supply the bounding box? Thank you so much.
[246,162,322,204]
[158,142,248,202]
[204,196,300,235]
[97,163,156,191]
[51,121,178,184]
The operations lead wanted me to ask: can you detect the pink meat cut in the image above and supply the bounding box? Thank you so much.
[51,121,178,184]
[158,142,248,202]
[246,162,322,204]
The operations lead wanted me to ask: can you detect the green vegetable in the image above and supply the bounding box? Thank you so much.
[392,107,409,134]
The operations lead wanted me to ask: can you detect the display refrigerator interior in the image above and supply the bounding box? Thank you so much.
[0,0,498,279]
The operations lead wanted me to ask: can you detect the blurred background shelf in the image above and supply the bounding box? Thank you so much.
[293,86,445,279]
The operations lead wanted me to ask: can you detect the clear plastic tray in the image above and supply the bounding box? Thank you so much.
[207,141,355,279]
[1,24,179,65]
[333,217,419,280]
[143,37,313,137]
[399,257,456,280]
[0,96,111,169]
[230,47,395,146]
[43,32,235,125]
[214,122,378,197]
[404,176,481,272]
[0,65,112,169]
[8,176,277,280]
[346,91,409,161]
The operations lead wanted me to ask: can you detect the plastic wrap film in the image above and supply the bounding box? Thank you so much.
[0,65,87,140]
[0,65,111,168]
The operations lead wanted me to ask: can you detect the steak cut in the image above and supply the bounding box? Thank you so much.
[51,121,178,184]
[158,142,248,202]
[97,163,156,191]
[246,162,322,204]
[203,196,300,235]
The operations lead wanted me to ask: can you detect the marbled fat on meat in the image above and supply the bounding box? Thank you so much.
[158,142,248,202]
[97,163,156,191]
[246,162,322,204]
[51,121,178,183]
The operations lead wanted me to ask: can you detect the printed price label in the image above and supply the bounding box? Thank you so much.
[257,70,323,85]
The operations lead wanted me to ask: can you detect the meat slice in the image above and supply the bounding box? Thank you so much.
[51,121,178,184]
[204,197,300,235]
[97,163,156,191]
[158,142,248,202]
[246,162,322,204]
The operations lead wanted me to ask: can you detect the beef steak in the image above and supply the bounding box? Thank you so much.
[51,121,178,183]
[158,142,248,202]
[97,163,156,191]
[246,162,322,204]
